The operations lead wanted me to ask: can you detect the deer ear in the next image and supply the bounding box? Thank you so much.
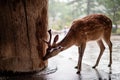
[53,35,59,43]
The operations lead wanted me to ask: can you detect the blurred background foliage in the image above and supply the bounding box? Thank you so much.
[48,0,120,34]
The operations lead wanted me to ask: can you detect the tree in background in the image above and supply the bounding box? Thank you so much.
[49,0,120,34]
[49,0,73,30]
[97,0,120,32]
[49,0,102,30]
[68,0,120,32]
[68,0,104,17]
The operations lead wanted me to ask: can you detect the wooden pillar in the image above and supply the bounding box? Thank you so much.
[0,0,48,72]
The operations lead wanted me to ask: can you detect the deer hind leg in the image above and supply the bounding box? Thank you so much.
[76,43,86,74]
[104,37,112,67]
[93,40,105,68]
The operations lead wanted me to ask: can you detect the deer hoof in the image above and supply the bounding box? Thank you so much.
[92,65,96,68]
[76,71,80,74]
[108,64,111,67]
[75,66,78,69]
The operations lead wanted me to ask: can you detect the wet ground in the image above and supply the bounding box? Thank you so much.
[0,35,120,80]
[1,55,120,80]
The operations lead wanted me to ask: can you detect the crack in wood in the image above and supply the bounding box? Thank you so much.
[22,0,33,70]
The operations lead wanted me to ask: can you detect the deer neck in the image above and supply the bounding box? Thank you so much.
[56,35,75,50]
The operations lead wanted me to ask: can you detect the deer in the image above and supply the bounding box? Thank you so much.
[42,14,112,74]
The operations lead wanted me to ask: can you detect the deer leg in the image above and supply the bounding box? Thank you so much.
[108,41,112,67]
[77,43,86,74]
[103,30,112,67]
[75,47,81,69]
[93,40,105,68]
[104,40,112,67]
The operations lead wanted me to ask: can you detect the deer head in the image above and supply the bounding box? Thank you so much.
[42,30,64,61]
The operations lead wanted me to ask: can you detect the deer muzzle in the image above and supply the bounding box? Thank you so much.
[42,57,47,61]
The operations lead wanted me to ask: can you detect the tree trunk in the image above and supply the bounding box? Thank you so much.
[86,0,91,15]
[0,0,48,72]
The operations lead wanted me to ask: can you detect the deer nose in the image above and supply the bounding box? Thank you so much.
[42,57,46,61]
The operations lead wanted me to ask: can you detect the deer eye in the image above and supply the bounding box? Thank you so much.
[58,46,61,49]
[56,46,63,49]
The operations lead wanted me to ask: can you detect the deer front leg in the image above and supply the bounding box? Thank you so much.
[75,46,81,69]
[76,43,86,74]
